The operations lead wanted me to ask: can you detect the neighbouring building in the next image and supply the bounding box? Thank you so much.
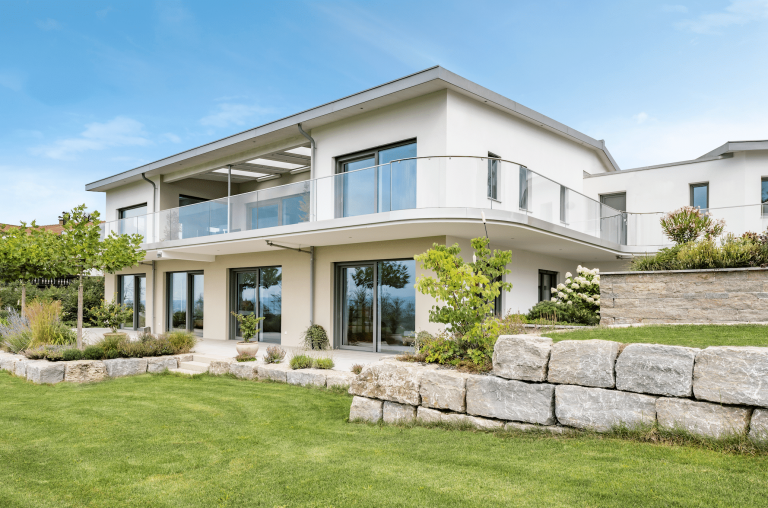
[85,66,768,350]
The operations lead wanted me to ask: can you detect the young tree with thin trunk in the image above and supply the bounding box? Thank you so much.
[0,222,61,317]
[58,205,145,349]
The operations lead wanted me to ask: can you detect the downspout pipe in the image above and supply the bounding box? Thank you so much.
[297,123,316,181]
[141,172,157,212]
[140,173,158,332]
[297,123,316,327]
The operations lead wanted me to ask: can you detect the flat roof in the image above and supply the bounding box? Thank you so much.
[86,66,620,192]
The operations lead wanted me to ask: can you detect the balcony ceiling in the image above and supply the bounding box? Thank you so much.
[194,147,311,183]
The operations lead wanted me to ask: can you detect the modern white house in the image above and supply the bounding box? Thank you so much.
[86,66,768,351]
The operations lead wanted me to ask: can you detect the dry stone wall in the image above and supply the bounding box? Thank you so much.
[600,268,768,325]
[349,335,768,441]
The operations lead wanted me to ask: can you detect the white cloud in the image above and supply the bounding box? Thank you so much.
[36,18,61,31]
[162,132,182,143]
[676,0,768,34]
[35,116,152,160]
[0,70,25,92]
[633,112,650,124]
[199,103,271,128]
[662,5,688,13]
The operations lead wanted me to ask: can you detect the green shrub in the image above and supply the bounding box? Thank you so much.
[82,345,105,360]
[62,348,84,361]
[263,345,286,364]
[99,334,124,358]
[290,354,313,370]
[313,357,334,369]
[301,324,329,350]
[89,299,134,334]
[165,330,198,353]
[631,234,768,271]
[236,353,257,362]
[0,277,104,325]
[660,206,725,244]
[351,364,364,375]
[231,312,264,342]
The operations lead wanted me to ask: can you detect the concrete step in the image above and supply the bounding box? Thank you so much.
[169,368,200,376]
[192,354,228,364]
[179,361,210,373]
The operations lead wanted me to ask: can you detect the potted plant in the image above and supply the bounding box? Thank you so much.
[89,298,133,341]
[231,312,265,356]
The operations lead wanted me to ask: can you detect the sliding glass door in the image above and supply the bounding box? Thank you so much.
[230,267,282,343]
[336,259,416,353]
[118,274,146,330]
[167,271,204,335]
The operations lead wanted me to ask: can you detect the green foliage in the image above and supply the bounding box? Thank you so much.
[289,354,313,370]
[301,324,330,350]
[544,266,601,325]
[99,334,123,358]
[0,307,33,353]
[62,348,84,361]
[660,206,725,244]
[632,233,768,271]
[415,237,512,336]
[312,357,334,370]
[231,312,264,342]
[89,298,134,334]
[263,345,286,364]
[236,353,257,362]
[25,300,77,346]
[0,277,105,325]
[351,364,364,375]
[164,330,198,352]
[0,221,62,287]
[82,345,105,360]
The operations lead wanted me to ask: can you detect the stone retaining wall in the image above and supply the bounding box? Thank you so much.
[600,267,768,325]
[348,335,768,441]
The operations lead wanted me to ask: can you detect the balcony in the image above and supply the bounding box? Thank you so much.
[104,155,768,251]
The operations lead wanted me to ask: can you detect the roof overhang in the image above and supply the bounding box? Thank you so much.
[697,140,768,159]
[86,66,620,192]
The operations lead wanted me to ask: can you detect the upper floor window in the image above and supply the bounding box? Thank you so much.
[179,195,208,207]
[487,152,499,201]
[119,203,147,220]
[690,182,709,210]
[118,203,147,236]
[762,178,768,216]
[335,140,417,217]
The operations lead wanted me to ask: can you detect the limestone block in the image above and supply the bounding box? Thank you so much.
[693,347,768,407]
[416,406,442,423]
[504,422,571,434]
[147,356,178,373]
[349,361,424,406]
[209,360,234,376]
[554,385,657,432]
[0,355,26,374]
[441,412,470,425]
[173,354,194,363]
[383,401,417,423]
[349,396,382,423]
[229,362,257,380]
[749,409,768,442]
[257,363,291,382]
[103,358,148,378]
[286,368,327,387]
[547,340,620,388]
[64,360,107,383]
[466,375,556,425]
[656,397,751,439]
[615,344,699,397]
[26,361,65,384]
[419,369,468,412]
[15,360,31,378]
[325,370,355,388]
[492,335,552,382]
[466,415,504,430]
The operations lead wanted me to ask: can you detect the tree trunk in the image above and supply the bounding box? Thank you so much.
[77,273,84,350]
[20,284,26,319]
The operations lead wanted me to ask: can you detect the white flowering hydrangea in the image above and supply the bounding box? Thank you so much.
[550,265,600,317]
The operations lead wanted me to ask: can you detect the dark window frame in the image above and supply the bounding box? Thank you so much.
[228,266,283,343]
[690,182,709,209]
[761,178,768,217]
[487,152,500,201]
[538,270,559,303]
[166,270,205,335]
[118,274,146,330]
[118,203,147,219]
[179,194,209,208]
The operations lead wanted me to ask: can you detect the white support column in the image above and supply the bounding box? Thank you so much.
[227,165,232,233]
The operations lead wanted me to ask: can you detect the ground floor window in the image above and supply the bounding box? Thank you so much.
[230,267,282,343]
[538,270,558,302]
[336,259,415,353]
[118,274,146,329]
[167,271,204,335]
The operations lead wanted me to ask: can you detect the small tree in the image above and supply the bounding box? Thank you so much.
[0,222,62,317]
[415,237,512,336]
[660,206,725,245]
[90,298,134,334]
[58,205,144,349]
[231,312,264,342]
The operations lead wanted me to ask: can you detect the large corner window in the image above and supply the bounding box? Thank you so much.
[487,152,499,201]
[118,203,147,236]
[335,140,417,218]
[538,270,558,303]
[336,259,416,353]
[167,271,204,336]
[230,267,282,343]
[176,194,227,239]
[690,183,709,210]
[761,178,768,216]
[118,274,146,330]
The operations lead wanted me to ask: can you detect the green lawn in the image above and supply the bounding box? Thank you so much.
[544,324,768,349]
[0,372,766,507]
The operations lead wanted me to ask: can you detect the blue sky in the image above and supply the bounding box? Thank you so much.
[1,0,767,224]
